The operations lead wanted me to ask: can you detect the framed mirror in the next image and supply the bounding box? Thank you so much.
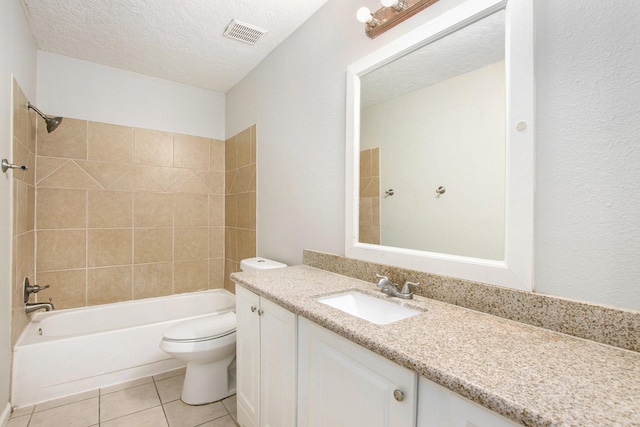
[345,0,534,290]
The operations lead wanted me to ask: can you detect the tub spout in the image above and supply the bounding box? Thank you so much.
[25,302,54,314]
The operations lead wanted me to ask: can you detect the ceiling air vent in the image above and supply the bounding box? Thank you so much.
[223,19,267,45]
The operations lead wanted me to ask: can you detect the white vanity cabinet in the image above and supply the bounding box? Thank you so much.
[417,377,519,427]
[297,317,417,427]
[235,285,297,427]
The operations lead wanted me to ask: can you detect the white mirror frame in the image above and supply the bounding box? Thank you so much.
[345,0,534,291]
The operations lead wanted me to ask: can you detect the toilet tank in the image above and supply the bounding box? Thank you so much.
[240,257,287,272]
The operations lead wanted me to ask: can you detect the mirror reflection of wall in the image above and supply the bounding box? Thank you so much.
[359,10,506,261]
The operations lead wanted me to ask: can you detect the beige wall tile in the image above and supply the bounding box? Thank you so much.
[224,228,237,262]
[87,266,133,305]
[236,128,251,168]
[37,188,86,230]
[12,137,30,184]
[209,195,224,226]
[14,232,34,294]
[13,80,29,145]
[225,170,238,195]
[250,125,256,164]
[225,195,237,228]
[134,228,173,264]
[210,139,225,172]
[237,229,256,263]
[209,227,224,259]
[26,184,35,231]
[360,177,379,198]
[250,193,256,230]
[88,191,132,228]
[174,260,208,294]
[88,121,134,163]
[372,198,380,226]
[174,134,209,169]
[236,193,251,229]
[372,147,380,177]
[13,180,27,235]
[135,128,173,166]
[109,168,163,192]
[36,269,87,309]
[174,227,208,261]
[76,161,134,189]
[36,157,68,184]
[359,197,372,226]
[27,109,37,154]
[88,229,132,267]
[174,194,208,227]
[169,171,211,194]
[37,161,102,190]
[239,165,256,193]
[195,170,224,194]
[224,259,238,293]
[225,135,237,171]
[134,263,173,299]
[209,259,224,289]
[360,149,372,178]
[37,118,87,159]
[138,166,187,191]
[37,230,86,271]
[134,192,173,227]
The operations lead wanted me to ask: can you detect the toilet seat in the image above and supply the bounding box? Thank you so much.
[162,312,236,343]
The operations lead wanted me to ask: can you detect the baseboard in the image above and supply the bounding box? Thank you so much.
[0,402,11,427]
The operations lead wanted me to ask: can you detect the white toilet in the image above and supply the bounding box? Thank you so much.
[160,311,237,405]
[160,257,286,405]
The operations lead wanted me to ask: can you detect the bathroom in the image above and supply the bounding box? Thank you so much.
[1,0,639,426]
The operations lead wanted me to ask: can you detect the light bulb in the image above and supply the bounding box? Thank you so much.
[356,7,374,24]
[381,0,405,11]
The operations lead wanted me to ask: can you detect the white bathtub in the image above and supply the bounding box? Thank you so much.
[12,289,235,407]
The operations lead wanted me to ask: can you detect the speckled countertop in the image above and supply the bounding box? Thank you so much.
[231,265,640,427]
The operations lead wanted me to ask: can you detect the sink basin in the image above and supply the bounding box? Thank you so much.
[316,291,421,325]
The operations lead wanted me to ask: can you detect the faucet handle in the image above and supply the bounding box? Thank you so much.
[375,274,391,289]
[401,281,420,295]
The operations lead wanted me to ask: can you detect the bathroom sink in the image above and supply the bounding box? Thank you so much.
[316,291,421,325]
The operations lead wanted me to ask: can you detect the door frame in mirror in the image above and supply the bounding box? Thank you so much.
[345,0,534,291]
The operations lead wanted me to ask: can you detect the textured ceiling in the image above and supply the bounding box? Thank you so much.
[22,0,329,92]
[361,10,505,108]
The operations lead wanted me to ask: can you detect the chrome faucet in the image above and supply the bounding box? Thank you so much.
[23,277,54,313]
[25,301,55,313]
[375,274,419,300]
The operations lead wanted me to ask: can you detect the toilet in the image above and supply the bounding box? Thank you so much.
[160,257,286,405]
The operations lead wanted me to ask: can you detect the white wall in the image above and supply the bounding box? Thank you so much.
[37,51,226,140]
[226,0,640,311]
[533,1,640,309]
[0,0,37,421]
[361,61,505,260]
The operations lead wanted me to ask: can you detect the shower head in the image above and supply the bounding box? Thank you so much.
[27,102,63,133]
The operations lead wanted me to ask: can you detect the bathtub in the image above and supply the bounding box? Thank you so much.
[12,289,235,407]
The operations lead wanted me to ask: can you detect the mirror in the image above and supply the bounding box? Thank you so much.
[345,0,534,290]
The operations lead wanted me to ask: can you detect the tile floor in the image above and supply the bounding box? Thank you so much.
[7,368,238,427]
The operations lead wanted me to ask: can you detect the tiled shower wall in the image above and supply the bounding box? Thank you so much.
[359,148,380,245]
[11,79,36,346]
[34,118,227,309]
[224,126,256,291]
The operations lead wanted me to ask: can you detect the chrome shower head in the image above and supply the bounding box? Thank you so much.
[27,102,63,133]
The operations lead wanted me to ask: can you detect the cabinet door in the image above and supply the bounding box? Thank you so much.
[236,285,261,427]
[260,297,297,427]
[298,318,417,427]
[417,377,519,427]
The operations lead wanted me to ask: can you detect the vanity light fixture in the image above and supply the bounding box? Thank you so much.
[357,0,439,39]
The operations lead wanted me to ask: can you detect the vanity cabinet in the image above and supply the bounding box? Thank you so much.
[417,377,519,427]
[297,317,417,427]
[236,285,297,427]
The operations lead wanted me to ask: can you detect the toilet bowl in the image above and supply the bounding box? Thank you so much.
[160,311,236,405]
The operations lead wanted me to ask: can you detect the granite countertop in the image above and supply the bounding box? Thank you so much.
[231,265,640,427]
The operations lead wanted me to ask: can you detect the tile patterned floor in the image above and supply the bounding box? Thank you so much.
[7,368,238,427]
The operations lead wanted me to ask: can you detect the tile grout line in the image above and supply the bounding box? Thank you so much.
[152,374,172,427]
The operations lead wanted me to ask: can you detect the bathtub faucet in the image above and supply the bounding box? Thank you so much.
[25,300,55,313]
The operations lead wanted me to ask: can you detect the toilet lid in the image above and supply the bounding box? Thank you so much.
[163,312,236,342]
